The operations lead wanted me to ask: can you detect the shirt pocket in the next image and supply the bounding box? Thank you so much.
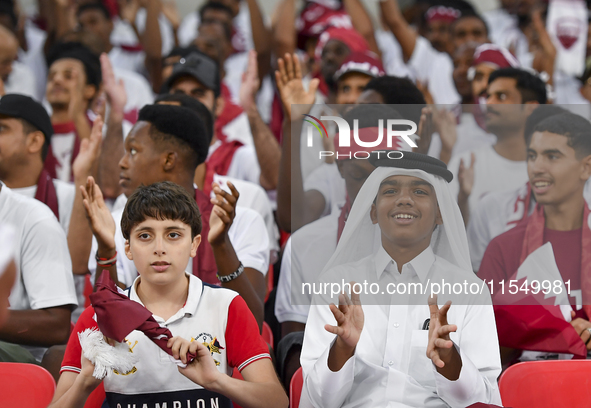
[408,330,436,390]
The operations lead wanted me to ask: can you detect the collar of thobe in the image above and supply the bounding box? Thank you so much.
[374,244,435,282]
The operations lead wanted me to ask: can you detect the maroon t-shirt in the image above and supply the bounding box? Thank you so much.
[479,221,586,318]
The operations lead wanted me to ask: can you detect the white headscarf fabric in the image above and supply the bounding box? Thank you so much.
[320,167,473,278]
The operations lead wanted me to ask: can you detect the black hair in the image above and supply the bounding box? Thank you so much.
[363,76,426,125]
[199,2,233,23]
[46,42,102,89]
[76,2,111,20]
[0,0,17,30]
[154,93,214,145]
[533,112,591,159]
[450,12,489,36]
[137,104,209,171]
[523,105,568,145]
[121,181,202,240]
[343,104,404,129]
[488,67,547,104]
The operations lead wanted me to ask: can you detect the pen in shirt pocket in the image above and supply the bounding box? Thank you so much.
[422,318,430,330]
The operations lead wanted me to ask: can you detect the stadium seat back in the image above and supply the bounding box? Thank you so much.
[262,321,274,349]
[290,367,303,408]
[499,360,591,407]
[0,362,56,407]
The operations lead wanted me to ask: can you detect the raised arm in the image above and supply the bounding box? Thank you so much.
[271,0,296,63]
[343,0,381,57]
[275,54,319,232]
[96,54,126,199]
[245,0,272,80]
[208,182,265,329]
[239,50,280,190]
[379,0,417,61]
[69,117,104,275]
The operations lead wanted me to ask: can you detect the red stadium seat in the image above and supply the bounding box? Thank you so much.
[290,367,303,408]
[0,362,56,407]
[499,360,591,407]
[262,321,274,349]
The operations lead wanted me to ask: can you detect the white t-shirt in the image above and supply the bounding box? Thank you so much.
[483,8,532,68]
[11,179,76,233]
[275,211,339,324]
[110,13,174,58]
[0,183,77,361]
[428,111,497,161]
[213,174,279,261]
[19,20,48,101]
[4,61,37,100]
[89,201,270,287]
[407,36,461,105]
[448,145,529,217]
[303,162,346,218]
[0,224,16,277]
[114,67,155,118]
[375,29,412,79]
[207,140,261,187]
[467,183,533,272]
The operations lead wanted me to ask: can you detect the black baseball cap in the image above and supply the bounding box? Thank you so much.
[0,94,53,141]
[164,51,221,97]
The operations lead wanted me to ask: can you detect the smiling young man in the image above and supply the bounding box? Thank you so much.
[301,152,501,407]
[479,112,591,364]
[51,182,288,408]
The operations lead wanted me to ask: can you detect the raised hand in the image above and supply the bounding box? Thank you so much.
[570,310,591,350]
[208,181,239,246]
[178,340,221,389]
[426,294,458,369]
[458,152,476,198]
[161,0,181,31]
[80,176,116,252]
[67,67,87,122]
[325,284,364,350]
[73,116,103,180]
[414,107,433,155]
[119,0,140,25]
[0,76,4,96]
[101,53,127,119]
[239,50,260,112]
[275,53,319,120]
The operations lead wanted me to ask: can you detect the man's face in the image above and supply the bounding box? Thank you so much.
[426,20,452,54]
[169,75,215,112]
[0,115,28,179]
[336,72,372,105]
[485,77,527,133]
[195,22,230,67]
[471,63,497,100]
[201,8,233,28]
[370,175,442,249]
[321,40,350,87]
[527,131,591,206]
[78,9,113,46]
[357,89,385,105]
[46,59,91,107]
[125,217,200,287]
[118,122,168,197]
[0,31,17,82]
[337,159,376,204]
[451,17,487,51]
[452,45,475,101]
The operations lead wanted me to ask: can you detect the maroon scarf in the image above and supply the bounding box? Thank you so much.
[43,122,81,182]
[194,189,218,285]
[90,270,196,362]
[35,169,59,220]
[203,140,243,196]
